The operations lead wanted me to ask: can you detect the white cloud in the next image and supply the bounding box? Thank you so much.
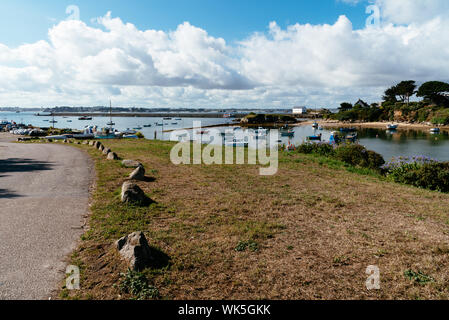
[0,3,448,108]
[375,0,449,25]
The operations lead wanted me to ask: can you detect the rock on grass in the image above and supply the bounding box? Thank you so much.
[122,160,143,168]
[107,152,118,160]
[121,181,153,206]
[116,232,156,271]
[129,166,146,181]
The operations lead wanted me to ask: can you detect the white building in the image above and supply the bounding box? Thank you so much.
[292,107,307,115]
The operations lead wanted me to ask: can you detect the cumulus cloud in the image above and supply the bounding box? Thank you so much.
[375,0,449,25]
[0,2,448,108]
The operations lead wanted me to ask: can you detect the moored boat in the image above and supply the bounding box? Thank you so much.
[387,124,398,130]
[281,130,294,137]
[345,133,358,143]
[430,128,441,134]
[307,134,322,141]
[123,135,139,139]
[340,127,357,133]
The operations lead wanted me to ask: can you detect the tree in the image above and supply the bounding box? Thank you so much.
[383,87,398,103]
[383,80,416,103]
[339,102,353,112]
[417,81,449,106]
[395,80,417,103]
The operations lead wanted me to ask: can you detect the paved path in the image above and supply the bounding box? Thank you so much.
[0,135,92,300]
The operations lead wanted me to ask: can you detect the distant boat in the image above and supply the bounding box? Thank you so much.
[340,127,357,133]
[67,120,73,123]
[79,116,93,120]
[45,134,72,140]
[430,128,441,134]
[94,133,116,139]
[346,133,358,142]
[107,100,115,126]
[175,118,182,121]
[387,124,398,130]
[143,125,152,128]
[134,127,143,130]
[171,122,178,125]
[307,134,322,141]
[163,117,172,120]
[312,122,319,129]
[73,133,95,139]
[123,135,139,139]
[280,129,294,137]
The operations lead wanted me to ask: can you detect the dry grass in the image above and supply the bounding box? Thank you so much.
[58,139,449,300]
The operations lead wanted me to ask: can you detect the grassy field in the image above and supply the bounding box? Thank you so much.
[58,139,449,300]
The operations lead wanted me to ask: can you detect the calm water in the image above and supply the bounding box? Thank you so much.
[201,125,449,162]
[3,112,449,162]
[1,112,234,141]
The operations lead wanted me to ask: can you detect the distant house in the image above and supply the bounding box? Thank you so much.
[292,107,307,115]
[354,99,370,108]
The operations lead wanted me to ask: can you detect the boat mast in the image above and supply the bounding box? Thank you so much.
[109,100,113,129]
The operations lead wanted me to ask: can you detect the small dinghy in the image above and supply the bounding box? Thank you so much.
[307,134,322,141]
[387,124,398,130]
[430,128,441,134]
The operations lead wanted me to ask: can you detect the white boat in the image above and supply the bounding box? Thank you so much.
[387,124,398,130]
[280,129,294,137]
[45,135,71,140]
[430,128,441,134]
[73,133,95,139]
[107,100,115,126]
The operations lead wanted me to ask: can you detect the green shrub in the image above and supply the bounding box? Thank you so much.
[334,144,385,170]
[297,142,335,157]
[297,143,385,170]
[119,269,159,300]
[386,162,449,193]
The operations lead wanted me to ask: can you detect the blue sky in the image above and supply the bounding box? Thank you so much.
[0,0,447,108]
[0,0,369,47]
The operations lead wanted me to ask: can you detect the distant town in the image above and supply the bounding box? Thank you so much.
[0,106,338,116]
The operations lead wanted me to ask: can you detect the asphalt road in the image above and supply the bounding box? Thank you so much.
[0,134,92,300]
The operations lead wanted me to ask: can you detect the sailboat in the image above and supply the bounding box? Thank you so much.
[49,114,58,125]
[107,100,115,126]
